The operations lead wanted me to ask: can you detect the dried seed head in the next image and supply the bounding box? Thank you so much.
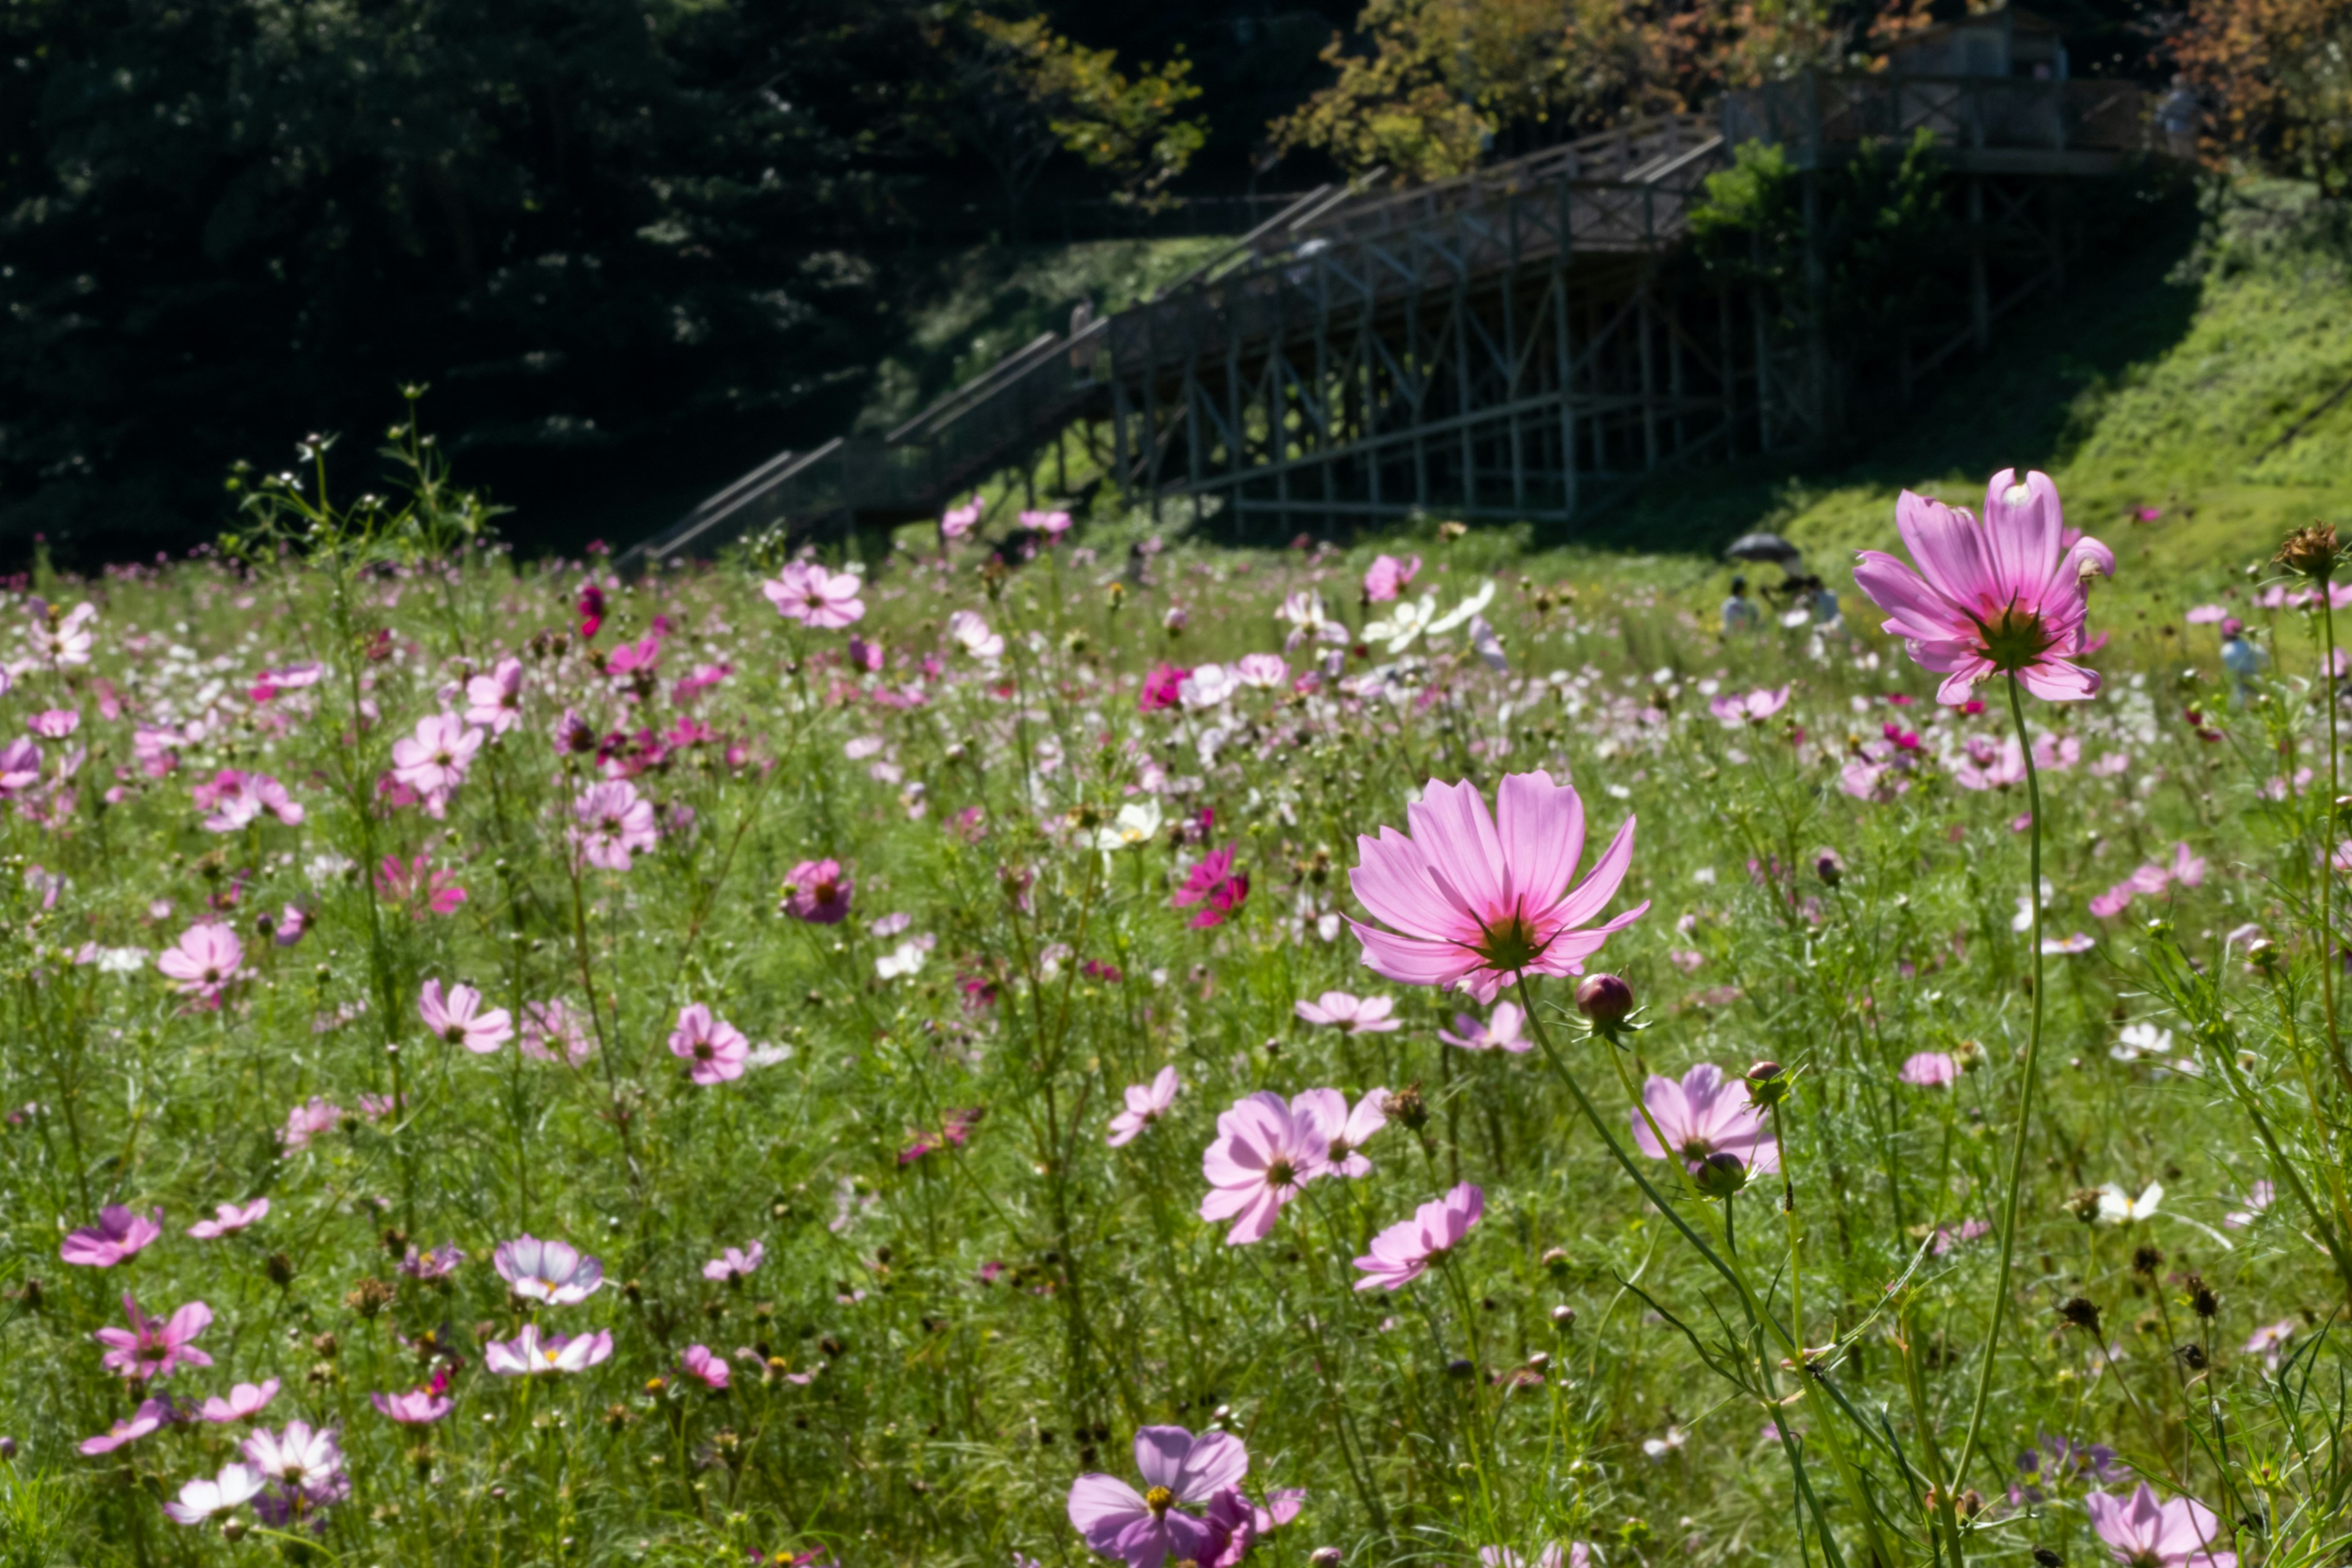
[2275,522,2341,580]
[2057,1296,2103,1334]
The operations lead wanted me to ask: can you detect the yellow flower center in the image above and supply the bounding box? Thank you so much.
[1144,1486,1174,1517]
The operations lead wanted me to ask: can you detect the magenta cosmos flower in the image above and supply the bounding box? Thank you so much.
[781,859,853,924]
[61,1205,164,1267]
[2086,1483,2236,1568]
[703,1242,764,1283]
[1348,772,1647,1004]
[573,779,658,870]
[80,1398,172,1455]
[680,1344,731,1389]
[1291,1087,1387,1177]
[763,562,867,629]
[1067,1426,1250,1568]
[486,1325,614,1376]
[1107,1066,1181,1147]
[371,1381,453,1425]
[1355,1182,1483,1291]
[157,922,244,1001]
[1292,991,1400,1033]
[1632,1063,1779,1179]
[199,1381,279,1422]
[1362,552,1419,603]
[494,1235,604,1304]
[94,1292,214,1379]
[1852,470,2116,706]
[1199,1092,1327,1245]
[669,1003,750,1084]
[418,979,513,1054]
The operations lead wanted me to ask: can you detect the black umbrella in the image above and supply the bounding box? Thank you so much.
[1725,531,1803,564]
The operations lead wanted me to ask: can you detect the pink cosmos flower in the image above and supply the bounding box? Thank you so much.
[1438,1001,1529,1053]
[1291,1087,1389,1178]
[187,1199,270,1240]
[1067,1426,1250,1568]
[1953,736,2027,791]
[846,635,886,673]
[162,1462,268,1524]
[80,1398,172,1455]
[28,708,78,739]
[940,495,982,541]
[61,1205,164,1267]
[1021,507,1074,540]
[157,922,244,1001]
[377,853,468,916]
[1348,771,1648,1004]
[1899,1052,1958,1087]
[274,905,314,946]
[680,1344,731,1389]
[1199,1092,1327,1245]
[1138,662,1189,712]
[1172,845,1249,928]
[0,736,40,796]
[198,1381,280,1423]
[1363,553,1420,602]
[1234,652,1290,688]
[485,1325,614,1376]
[519,1000,595,1066]
[2224,1180,2274,1229]
[279,1096,341,1152]
[242,1420,346,1509]
[2085,1483,2236,1568]
[418,979,514,1054]
[1708,686,1790,725]
[781,859,854,924]
[2244,1318,2297,1372]
[390,712,482,796]
[372,1384,455,1425]
[573,779,658,871]
[670,1003,750,1084]
[494,1235,604,1305]
[94,1292,214,1380]
[702,1242,764,1283]
[1852,470,2116,705]
[1107,1066,1182,1147]
[576,580,606,639]
[1632,1063,1779,1179]
[2172,842,2207,887]
[946,608,1004,660]
[464,657,525,734]
[1354,1182,1483,1291]
[763,562,867,629]
[1292,991,1400,1033]
[1480,1547,1593,1568]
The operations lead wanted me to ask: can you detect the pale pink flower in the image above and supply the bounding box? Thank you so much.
[187,1199,270,1240]
[702,1242,764,1283]
[279,1096,341,1152]
[947,609,1004,660]
[1199,1092,1327,1245]
[80,1399,171,1456]
[162,1461,267,1524]
[464,657,525,734]
[485,1325,614,1376]
[763,562,866,629]
[2185,604,2227,624]
[157,922,244,1000]
[1107,1066,1182,1146]
[1363,553,1420,602]
[1953,736,2027,791]
[2085,1483,2236,1568]
[2171,842,2207,887]
[28,600,97,668]
[2244,1318,2298,1372]
[1852,470,2114,704]
[940,495,982,541]
[781,859,854,924]
[29,708,79,738]
[1899,1052,1958,1087]
[0,737,40,795]
[680,1344,731,1389]
[241,1420,345,1505]
[573,779,658,870]
[1354,1182,1483,1291]
[2223,1180,2274,1229]
[1291,1087,1389,1178]
[400,1243,465,1279]
[1021,508,1073,540]
[1479,1545,1592,1568]
[93,1292,214,1379]
[1438,1001,1529,1053]
[371,1386,453,1424]
[494,1235,604,1305]
[1233,652,1291,688]
[519,1000,595,1066]
[1292,991,1400,1033]
[1348,771,1648,1004]
[389,712,481,795]
[1708,686,1789,725]
[670,1003,750,1084]
[198,1381,280,1423]
[418,979,514,1054]
[61,1205,163,1267]
[1632,1063,1779,1178]
[1067,1426,1250,1567]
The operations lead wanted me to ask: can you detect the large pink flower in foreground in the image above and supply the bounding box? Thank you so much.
[1632,1064,1779,1178]
[1067,1426,1248,1568]
[2086,1483,2236,1568]
[1199,1092,1327,1245]
[1853,470,2115,706]
[1348,772,1647,1003]
[1355,1182,1483,1291]
[93,1292,213,1380]
[157,922,244,1001]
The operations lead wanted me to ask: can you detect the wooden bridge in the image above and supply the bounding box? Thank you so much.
[620,72,2154,565]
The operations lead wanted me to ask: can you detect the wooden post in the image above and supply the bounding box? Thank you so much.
[1969,175,1990,356]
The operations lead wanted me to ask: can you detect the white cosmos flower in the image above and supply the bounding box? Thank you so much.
[2097,1182,2163,1225]
[162,1462,267,1526]
[1363,594,1437,652]
[1093,799,1164,851]
[875,934,936,980]
[1427,578,1498,635]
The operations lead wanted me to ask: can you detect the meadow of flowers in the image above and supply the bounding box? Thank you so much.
[3,420,2350,1568]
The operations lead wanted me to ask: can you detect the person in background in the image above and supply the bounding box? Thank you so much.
[1721,576,1760,633]
[1807,576,1843,633]
[2157,75,2201,161]
[2220,616,2267,705]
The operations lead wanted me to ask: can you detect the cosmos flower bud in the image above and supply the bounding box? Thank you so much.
[1310,1550,1344,1568]
[1692,1152,1750,1199]
[1551,1305,1577,1327]
[2065,1189,2103,1224]
[1575,973,1634,1027]
[1745,1060,1789,1108]
[2275,522,2340,580]
[2130,1245,2163,1276]
[2185,1273,2218,1319]
[1814,851,1844,887]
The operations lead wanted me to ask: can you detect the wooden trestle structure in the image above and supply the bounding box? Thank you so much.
[620,72,2155,565]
